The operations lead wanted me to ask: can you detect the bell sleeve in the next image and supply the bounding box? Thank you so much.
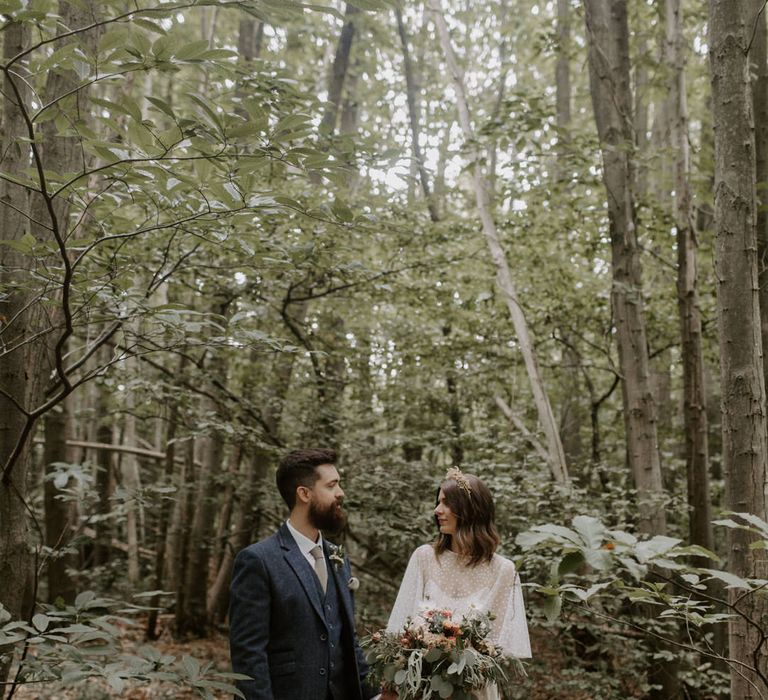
[491,560,532,659]
[386,545,427,633]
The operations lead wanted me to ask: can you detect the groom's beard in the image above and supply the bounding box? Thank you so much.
[309,498,347,533]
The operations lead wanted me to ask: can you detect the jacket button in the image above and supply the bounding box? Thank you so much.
[319,668,326,676]
[320,634,327,641]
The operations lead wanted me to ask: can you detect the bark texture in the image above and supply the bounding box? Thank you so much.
[583,0,665,534]
[665,0,712,554]
[320,4,360,135]
[750,0,768,389]
[0,27,35,677]
[43,396,78,604]
[710,2,768,696]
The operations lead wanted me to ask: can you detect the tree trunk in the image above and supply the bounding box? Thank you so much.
[43,394,78,604]
[709,1,768,695]
[555,0,571,141]
[146,392,180,640]
[554,0,582,468]
[120,396,142,585]
[320,3,360,136]
[396,7,439,222]
[209,345,298,625]
[168,437,195,610]
[583,0,665,535]
[430,0,569,484]
[93,414,115,569]
[0,25,35,685]
[751,0,768,390]
[178,412,226,637]
[665,0,712,554]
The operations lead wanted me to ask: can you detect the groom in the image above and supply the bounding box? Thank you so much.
[229,448,377,700]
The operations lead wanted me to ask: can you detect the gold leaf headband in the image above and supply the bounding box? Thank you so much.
[445,466,472,496]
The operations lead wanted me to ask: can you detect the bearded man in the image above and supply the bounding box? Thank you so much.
[229,448,377,700]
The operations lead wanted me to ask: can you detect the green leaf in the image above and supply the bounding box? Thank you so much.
[32,613,49,632]
[558,551,585,577]
[541,593,561,622]
[134,18,167,34]
[181,655,200,679]
[175,40,210,61]
[702,569,751,590]
[571,515,606,549]
[145,96,175,118]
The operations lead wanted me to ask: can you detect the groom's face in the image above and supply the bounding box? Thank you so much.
[307,463,347,532]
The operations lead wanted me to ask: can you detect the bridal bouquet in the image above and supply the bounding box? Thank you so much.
[362,607,507,700]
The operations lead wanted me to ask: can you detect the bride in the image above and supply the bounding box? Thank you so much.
[383,468,531,700]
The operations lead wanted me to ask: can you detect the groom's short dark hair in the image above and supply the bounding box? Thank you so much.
[276,448,337,509]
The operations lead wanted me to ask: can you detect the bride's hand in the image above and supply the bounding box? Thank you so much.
[379,691,398,700]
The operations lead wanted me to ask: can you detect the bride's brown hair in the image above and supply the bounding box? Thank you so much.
[434,472,500,566]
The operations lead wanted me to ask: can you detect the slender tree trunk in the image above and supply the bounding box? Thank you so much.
[209,444,242,584]
[178,408,226,637]
[583,0,665,535]
[665,0,712,554]
[43,395,78,604]
[750,1,768,389]
[93,413,115,569]
[120,397,142,585]
[396,7,439,222]
[555,0,583,468]
[320,3,360,135]
[430,0,569,484]
[146,392,180,640]
[709,2,768,696]
[210,346,298,624]
[555,0,571,147]
[168,438,195,609]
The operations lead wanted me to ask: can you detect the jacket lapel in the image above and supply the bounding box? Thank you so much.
[278,524,328,628]
[325,540,355,629]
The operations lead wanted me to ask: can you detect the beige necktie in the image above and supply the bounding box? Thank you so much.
[311,545,328,593]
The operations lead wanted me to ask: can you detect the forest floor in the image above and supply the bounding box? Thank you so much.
[11,620,598,700]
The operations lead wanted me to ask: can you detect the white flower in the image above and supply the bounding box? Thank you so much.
[329,544,346,570]
[347,576,360,591]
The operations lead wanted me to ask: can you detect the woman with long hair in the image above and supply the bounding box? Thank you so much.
[385,467,531,699]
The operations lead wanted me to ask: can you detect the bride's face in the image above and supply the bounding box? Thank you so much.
[434,488,458,535]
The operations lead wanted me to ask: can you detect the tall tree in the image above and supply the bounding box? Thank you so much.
[320,3,360,136]
[710,1,768,696]
[751,1,768,389]
[1,0,98,677]
[665,0,712,553]
[396,6,439,222]
[429,0,569,484]
[583,0,665,535]
[0,26,35,680]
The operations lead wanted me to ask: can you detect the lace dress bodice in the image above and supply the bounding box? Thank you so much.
[386,544,531,700]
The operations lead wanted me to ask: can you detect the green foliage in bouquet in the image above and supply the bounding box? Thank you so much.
[363,608,517,700]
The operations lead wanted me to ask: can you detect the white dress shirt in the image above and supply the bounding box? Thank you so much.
[286,519,324,568]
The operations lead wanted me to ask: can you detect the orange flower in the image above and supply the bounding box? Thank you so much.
[443,621,462,637]
[602,542,615,550]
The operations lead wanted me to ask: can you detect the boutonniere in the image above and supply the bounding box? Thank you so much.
[347,576,360,591]
[329,544,346,570]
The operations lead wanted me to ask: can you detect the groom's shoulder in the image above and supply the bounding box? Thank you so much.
[236,530,284,560]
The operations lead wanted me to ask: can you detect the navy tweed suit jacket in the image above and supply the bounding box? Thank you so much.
[229,523,375,700]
